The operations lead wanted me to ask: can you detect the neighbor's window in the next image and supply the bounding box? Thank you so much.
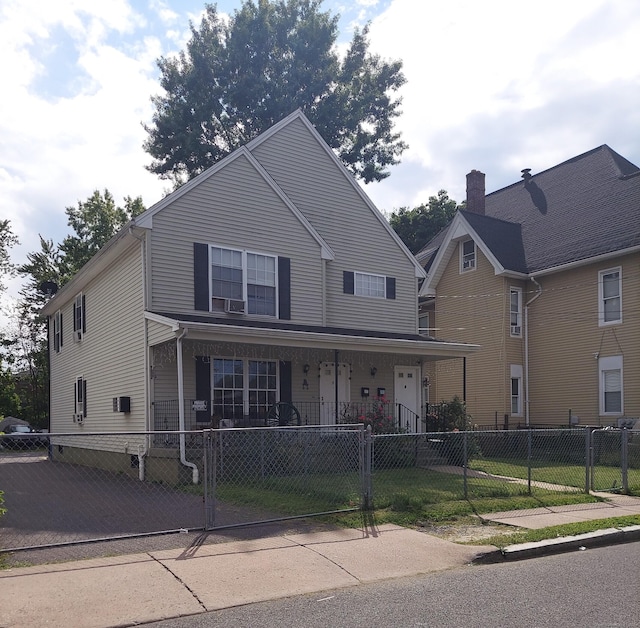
[75,376,87,417]
[599,356,623,415]
[461,239,476,272]
[510,288,522,336]
[355,272,386,298]
[598,267,621,325]
[419,311,430,335]
[510,365,523,416]
[73,293,85,340]
[210,246,277,316]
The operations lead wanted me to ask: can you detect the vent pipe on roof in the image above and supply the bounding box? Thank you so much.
[521,168,532,181]
[466,169,485,215]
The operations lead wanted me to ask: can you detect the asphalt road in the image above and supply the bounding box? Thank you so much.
[146,541,640,628]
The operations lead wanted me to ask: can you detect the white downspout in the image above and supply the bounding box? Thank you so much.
[524,277,543,427]
[176,327,199,484]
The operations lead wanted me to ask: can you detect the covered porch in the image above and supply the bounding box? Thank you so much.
[146,313,479,439]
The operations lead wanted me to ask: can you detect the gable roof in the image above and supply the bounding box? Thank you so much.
[420,144,640,283]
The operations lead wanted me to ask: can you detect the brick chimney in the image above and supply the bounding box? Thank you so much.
[466,169,485,215]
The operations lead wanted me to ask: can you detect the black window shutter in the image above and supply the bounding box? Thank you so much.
[278,256,291,320]
[343,271,354,294]
[82,294,86,332]
[60,312,63,347]
[195,356,211,423]
[82,379,87,417]
[193,243,210,311]
[279,361,292,404]
[386,277,396,300]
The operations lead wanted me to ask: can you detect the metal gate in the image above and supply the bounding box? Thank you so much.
[203,425,367,530]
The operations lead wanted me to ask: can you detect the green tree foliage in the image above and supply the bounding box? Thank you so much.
[0,219,19,294]
[389,190,462,254]
[144,0,407,185]
[59,190,145,279]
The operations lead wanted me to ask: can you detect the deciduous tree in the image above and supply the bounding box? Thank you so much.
[144,0,406,185]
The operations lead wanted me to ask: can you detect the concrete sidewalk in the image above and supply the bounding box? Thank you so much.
[1,494,640,628]
[0,524,490,628]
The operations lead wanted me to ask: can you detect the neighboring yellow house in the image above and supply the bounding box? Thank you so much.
[418,146,640,428]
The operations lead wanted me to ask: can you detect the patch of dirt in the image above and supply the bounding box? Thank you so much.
[413,517,521,543]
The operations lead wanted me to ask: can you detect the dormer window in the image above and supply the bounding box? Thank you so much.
[460,240,476,272]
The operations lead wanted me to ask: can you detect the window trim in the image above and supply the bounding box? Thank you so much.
[599,355,623,416]
[598,267,622,326]
[510,287,523,337]
[73,293,85,341]
[75,376,87,418]
[460,239,476,273]
[209,245,279,317]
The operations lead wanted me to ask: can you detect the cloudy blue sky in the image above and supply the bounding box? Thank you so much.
[1,0,639,306]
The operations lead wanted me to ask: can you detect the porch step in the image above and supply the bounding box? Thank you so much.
[416,442,449,467]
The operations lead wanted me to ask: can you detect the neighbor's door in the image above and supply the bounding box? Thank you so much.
[394,366,420,431]
[319,362,351,425]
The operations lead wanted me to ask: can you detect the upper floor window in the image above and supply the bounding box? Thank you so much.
[599,356,623,415]
[73,293,86,341]
[355,272,386,298]
[460,239,476,272]
[510,288,522,337]
[343,271,396,300]
[598,267,621,325]
[53,310,63,353]
[210,246,277,316]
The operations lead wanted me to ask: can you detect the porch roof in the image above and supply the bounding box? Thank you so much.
[145,311,480,360]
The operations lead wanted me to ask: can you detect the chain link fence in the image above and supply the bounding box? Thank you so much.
[1,426,637,559]
[370,429,639,508]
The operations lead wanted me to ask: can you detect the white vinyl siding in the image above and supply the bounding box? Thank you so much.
[249,117,418,333]
[49,242,146,433]
[148,153,323,325]
[599,356,623,415]
[598,267,622,325]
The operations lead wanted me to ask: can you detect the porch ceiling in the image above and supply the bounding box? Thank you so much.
[145,312,480,361]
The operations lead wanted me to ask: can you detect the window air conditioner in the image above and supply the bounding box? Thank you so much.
[74,413,84,424]
[511,325,521,335]
[74,329,83,342]
[225,299,246,314]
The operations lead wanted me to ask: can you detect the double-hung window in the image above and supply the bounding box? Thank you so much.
[53,310,63,352]
[510,288,522,337]
[355,272,386,298]
[510,365,523,416]
[75,376,87,419]
[73,293,86,341]
[211,246,277,316]
[461,240,476,272]
[599,356,623,415]
[598,267,622,325]
[212,358,277,420]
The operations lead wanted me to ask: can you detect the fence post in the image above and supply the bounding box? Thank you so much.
[362,425,373,510]
[203,430,216,530]
[527,428,532,495]
[463,431,468,500]
[621,429,629,494]
[585,428,591,494]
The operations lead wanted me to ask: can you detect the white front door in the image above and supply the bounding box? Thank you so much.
[394,366,420,431]
[319,362,350,425]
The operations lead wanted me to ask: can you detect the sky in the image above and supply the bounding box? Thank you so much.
[2,0,639,310]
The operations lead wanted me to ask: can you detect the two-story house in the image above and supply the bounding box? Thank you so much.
[418,145,640,428]
[41,111,478,477]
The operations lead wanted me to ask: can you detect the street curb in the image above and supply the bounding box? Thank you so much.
[474,525,640,563]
